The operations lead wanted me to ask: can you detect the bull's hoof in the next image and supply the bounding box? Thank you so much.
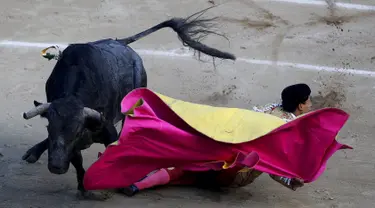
[76,190,113,201]
[22,148,41,163]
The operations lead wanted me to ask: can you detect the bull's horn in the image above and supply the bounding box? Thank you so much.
[23,103,51,120]
[83,107,102,121]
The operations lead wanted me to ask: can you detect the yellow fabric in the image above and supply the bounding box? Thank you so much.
[153,92,287,144]
[109,140,119,146]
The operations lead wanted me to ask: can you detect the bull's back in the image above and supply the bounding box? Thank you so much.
[90,38,145,89]
[45,39,146,121]
[88,39,147,113]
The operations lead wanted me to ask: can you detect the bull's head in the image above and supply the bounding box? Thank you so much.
[23,97,107,174]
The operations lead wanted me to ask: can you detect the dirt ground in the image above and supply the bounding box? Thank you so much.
[1,0,375,207]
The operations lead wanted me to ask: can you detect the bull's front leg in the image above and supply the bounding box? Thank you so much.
[22,139,48,163]
[71,151,112,201]
[70,151,86,195]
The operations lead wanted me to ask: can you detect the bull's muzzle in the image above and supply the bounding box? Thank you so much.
[48,161,69,175]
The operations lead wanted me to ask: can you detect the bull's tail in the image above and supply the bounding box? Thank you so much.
[117,6,236,60]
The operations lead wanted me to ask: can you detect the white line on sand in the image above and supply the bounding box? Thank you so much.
[263,0,375,11]
[1,40,375,77]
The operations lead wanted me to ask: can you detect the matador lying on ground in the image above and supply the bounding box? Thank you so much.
[82,83,352,196]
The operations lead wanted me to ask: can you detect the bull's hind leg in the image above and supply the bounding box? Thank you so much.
[71,151,112,201]
[22,139,48,163]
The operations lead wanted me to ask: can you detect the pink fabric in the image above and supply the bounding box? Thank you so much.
[83,88,352,190]
[134,169,170,190]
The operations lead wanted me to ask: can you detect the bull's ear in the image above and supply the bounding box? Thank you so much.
[86,120,118,147]
[33,100,48,118]
[84,115,118,146]
[84,116,104,132]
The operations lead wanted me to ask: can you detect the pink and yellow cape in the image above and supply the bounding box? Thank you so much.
[83,88,352,190]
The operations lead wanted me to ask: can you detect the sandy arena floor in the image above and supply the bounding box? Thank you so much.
[0,0,375,207]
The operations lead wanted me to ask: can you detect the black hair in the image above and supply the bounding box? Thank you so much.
[281,83,311,113]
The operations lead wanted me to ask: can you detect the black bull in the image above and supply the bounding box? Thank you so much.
[21,11,236,197]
